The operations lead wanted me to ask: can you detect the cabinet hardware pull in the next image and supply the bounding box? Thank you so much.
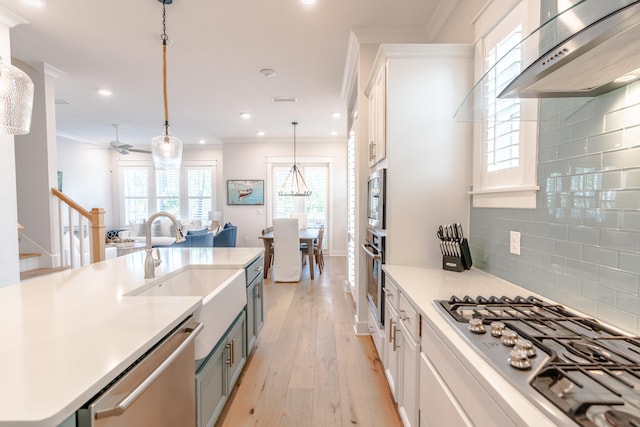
[388,319,394,343]
[393,326,399,351]
[226,342,232,366]
[231,339,235,365]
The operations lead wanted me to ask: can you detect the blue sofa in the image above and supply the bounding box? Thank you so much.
[213,224,237,247]
[153,228,213,248]
[153,224,237,248]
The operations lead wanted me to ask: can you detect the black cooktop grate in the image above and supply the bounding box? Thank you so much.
[438,295,640,427]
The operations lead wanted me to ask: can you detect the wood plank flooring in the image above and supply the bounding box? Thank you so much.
[216,256,403,427]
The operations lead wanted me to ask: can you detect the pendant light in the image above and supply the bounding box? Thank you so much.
[0,56,34,135]
[278,121,312,197]
[151,0,183,170]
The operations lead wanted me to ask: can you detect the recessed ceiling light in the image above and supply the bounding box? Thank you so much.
[199,139,206,144]
[256,130,265,137]
[240,112,251,119]
[614,74,639,83]
[301,0,316,4]
[22,0,47,7]
[260,68,277,78]
[331,112,341,119]
[330,131,338,136]
[97,89,112,97]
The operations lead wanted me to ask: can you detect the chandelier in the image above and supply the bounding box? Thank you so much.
[151,0,183,170]
[278,121,312,197]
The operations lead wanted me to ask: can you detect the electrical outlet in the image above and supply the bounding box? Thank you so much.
[510,231,521,255]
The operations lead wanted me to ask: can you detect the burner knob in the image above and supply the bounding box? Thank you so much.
[468,318,486,334]
[490,321,505,337]
[501,330,518,346]
[515,339,536,357]
[508,349,531,370]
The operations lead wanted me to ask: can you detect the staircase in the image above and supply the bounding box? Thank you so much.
[18,190,106,281]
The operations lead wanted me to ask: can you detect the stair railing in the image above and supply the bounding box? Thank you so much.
[51,188,105,268]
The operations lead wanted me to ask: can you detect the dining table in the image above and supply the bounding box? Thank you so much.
[259,228,320,279]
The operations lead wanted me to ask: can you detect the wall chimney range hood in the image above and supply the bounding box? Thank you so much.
[455,0,640,122]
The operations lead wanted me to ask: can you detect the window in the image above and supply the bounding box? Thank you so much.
[268,158,331,250]
[471,0,539,208]
[271,164,328,229]
[119,161,216,225]
[485,25,522,173]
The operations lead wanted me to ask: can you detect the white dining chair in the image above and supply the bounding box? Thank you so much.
[289,213,308,230]
[272,218,301,282]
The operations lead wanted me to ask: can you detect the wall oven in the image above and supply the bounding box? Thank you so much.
[362,228,385,326]
[367,168,386,230]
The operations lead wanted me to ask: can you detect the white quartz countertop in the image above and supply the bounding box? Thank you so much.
[0,247,263,427]
[382,264,563,426]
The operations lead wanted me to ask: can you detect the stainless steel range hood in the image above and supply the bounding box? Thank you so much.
[455,0,640,122]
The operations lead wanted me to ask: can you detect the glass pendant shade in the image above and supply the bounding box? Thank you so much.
[0,58,34,135]
[151,130,182,169]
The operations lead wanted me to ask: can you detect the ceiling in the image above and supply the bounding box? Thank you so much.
[1,0,452,149]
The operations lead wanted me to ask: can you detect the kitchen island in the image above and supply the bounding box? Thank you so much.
[0,247,263,427]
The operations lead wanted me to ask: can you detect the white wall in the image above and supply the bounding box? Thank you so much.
[57,139,114,226]
[222,139,347,254]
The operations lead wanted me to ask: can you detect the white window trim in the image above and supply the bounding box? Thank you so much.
[117,159,217,224]
[471,0,541,209]
[265,156,334,252]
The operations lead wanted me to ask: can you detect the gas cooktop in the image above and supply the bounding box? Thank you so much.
[435,295,640,427]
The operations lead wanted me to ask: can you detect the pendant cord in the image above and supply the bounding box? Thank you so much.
[161,3,169,134]
[292,121,298,165]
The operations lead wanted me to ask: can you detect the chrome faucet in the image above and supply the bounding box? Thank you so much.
[144,211,186,279]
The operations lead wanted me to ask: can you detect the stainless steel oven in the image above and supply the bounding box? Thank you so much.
[362,228,385,326]
[367,168,386,230]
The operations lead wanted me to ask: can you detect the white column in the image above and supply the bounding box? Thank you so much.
[14,61,62,268]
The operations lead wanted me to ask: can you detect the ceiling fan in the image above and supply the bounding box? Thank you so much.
[109,124,150,155]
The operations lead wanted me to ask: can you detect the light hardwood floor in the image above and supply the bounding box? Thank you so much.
[216,256,403,427]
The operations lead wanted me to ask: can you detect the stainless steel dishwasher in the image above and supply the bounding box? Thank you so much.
[77,316,202,427]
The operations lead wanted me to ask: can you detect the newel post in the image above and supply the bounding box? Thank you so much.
[90,208,105,263]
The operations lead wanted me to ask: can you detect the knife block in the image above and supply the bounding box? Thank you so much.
[442,239,472,272]
[442,255,465,272]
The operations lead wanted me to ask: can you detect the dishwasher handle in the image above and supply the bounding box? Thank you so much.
[94,319,203,419]
[361,243,381,260]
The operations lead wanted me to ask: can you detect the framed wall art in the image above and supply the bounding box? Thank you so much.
[227,180,264,205]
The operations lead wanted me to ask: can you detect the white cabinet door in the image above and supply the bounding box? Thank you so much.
[419,352,472,427]
[367,64,386,167]
[368,86,378,167]
[374,65,386,164]
[398,321,419,427]
[384,298,400,400]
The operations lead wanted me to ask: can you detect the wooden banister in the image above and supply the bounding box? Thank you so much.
[52,188,92,220]
[51,188,106,267]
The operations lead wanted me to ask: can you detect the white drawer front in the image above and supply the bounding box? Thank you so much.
[398,293,419,341]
